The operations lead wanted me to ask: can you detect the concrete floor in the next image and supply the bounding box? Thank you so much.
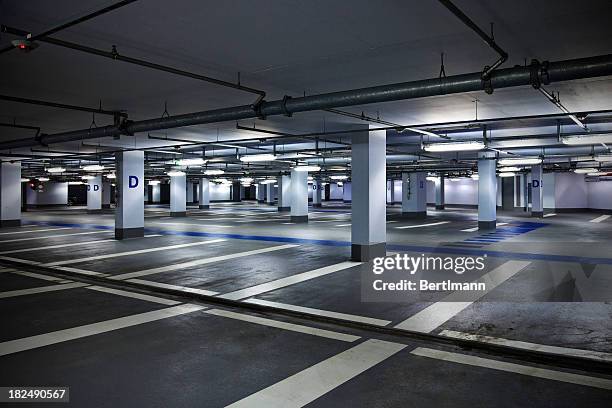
[1,201,611,406]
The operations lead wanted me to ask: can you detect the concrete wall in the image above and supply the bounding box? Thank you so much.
[587,179,612,210]
[210,184,231,201]
[543,173,556,209]
[555,173,588,209]
[26,182,68,205]
[330,183,343,200]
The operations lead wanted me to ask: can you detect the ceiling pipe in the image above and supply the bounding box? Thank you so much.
[1,25,266,104]
[0,94,124,117]
[0,53,611,151]
[437,0,508,80]
[0,0,139,54]
[537,87,589,131]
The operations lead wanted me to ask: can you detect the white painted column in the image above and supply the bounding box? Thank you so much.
[390,179,396,204]
[0,161,21,227]
[402,172,427,219]
[531,164,544,217]
[255,183,264,203]
[265,182,274,205]
[351,126,386,261]
[290,169,308,222]
[115,151,144,239]
[278,175,291,211]
[102,181,111,208]
[170,173,187,216]
[151,183,160,203]
[435,175,445,210]
[186,181,194,204]
[312,180,322,207]
[87,175,102,213]
[478,152,497,230]
[199,178,210,209]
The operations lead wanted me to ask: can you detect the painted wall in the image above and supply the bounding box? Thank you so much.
[342,182,352,202]
[26,182,68,205]
[555,173,587,209]
[543,173,556,209]
[587,179,612,210]
[330,183,343,200]
[209,184,231,201]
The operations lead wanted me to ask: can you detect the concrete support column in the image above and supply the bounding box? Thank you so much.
[390,180,396,204]
[312,180,322,207]
[278,175,291,211]
[186,181,194,204]
[102,181,111,208]
[231,181,241,202]
[351,127,386,261]
[115,151,144,239]
[199,178,210,209]
[151,184,160,203]
[290,169,308,222]
[478,152,497,230]
[435,175,445,210]
[256,183,264,203]
[531,165,544,217]
[170,173,187,216]
[265,183,274,205]
[0,162,21,227]
[87,175,102,213]
[401,172,427,219]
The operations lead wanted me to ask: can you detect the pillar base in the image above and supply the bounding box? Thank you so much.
[171,211,187,217]
[400,211,426,219]
[257,200,264,204]
[312,203,322,208]
[435,205,445,210]
[278,206,290,212]
[87,209,103,214]
[0,219,21,228]
[102,204,111,209]
[351,243,386,262]
[290,215,308,223]
[115,227,144,240]
[199,205,210,209]
[478,220,496,230]
[531,211,544,218]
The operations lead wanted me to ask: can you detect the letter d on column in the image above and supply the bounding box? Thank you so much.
[129,176,139,188]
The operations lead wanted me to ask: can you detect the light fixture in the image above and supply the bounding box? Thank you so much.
[330,175,348,180]
[38,177,50,182]
[239,153,277,162]
[240,177,254,183]
[423,141,485,152]
[292,165,321,172]
[177,158,206,166]
[82,164,105,171]
[561,134,612,146]
[594,154,612,162]
[167,170,186,177]
[81,175,95,180]
[574,168,598,174]
[260,179,276,184]
[203,169,224,175]
[470,174,479,180]
[68,181,84,185]
[587,171,608,176]
[498,157,542,166]
[148,180,161,185]
[498,166,521,172]
[20,178,30,182]
[105,173,116,179]
[426,176,437,182]
[337,182,344,186]
[46,167,66,173]
[498,172,516,178]
[307,176,313,181]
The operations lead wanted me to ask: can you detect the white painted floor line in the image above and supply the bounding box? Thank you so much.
[281,222,296,225]
[334,223,352,227]
[10,271,71,283]
[396,221,450,229]
[439,330,612,363]
[411,347,612,390]
[461,222,508,232]
[0,238,117,255]
[0,230,108,243]
[0,227,71,236]
[590,214,611,223]
[386,220,398,223]
[43,239,227,266]
[111,244,299,281]
[86,286,180,306]
[204,308,359,342]
[394,260,531,333]
[127,279,219,296]
[227,339,405,408]
[0,282,89,299]
[219,261,362,301]
[244,298,391,326]
[0,256,41,266]
[48,266,110,277]
[543,213,557,217]
[0,304,205,357]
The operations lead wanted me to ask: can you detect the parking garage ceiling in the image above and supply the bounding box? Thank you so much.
[1,0,612,182]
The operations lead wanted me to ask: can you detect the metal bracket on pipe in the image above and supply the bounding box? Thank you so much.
[35,133,48,147]
[280,95,292,117]
[529,59,542,89]
[118,118,134,136]
[252,98,267,120]
[482,70,494,94]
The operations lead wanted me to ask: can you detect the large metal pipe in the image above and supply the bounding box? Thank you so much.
[1,54,611,151]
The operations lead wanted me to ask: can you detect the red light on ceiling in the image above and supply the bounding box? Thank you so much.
[18,44,26,49]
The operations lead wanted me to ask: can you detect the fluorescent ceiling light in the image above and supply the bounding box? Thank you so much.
[498,166,521,172]
[292,165,321,172]
[203,169,224,175]
[498,172,516,178]
[239,154,277,162]
[148,180,161,185]
[82,164,105,171]
[587,171,608,176]
[260,179,276,184]
[337,182,344,186]
[330,175,348,180]
[277,153,317,159]
[426,176,437,182]
[38,177,50,181]
[574,168,598,174]
[594,154,612,162]
[105,173,116,179]
[240,177,254,183]
[68,181,84,185]
[498,157,542,166]
[47,167,66,173]
[20,178,30,182]
[177,158,206,166]
[470,174,479,180]
[149,149,182,155]
[561,134,612,146]
[423,141,485,152]
[167,170,186,177]
[81,175,95,180]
